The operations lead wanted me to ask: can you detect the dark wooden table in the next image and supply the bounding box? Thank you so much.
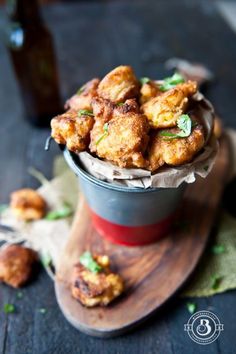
[1,1,236,353]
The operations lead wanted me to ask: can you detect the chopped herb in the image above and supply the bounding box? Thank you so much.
[96,122,109,145]
[140,77,150,85]
[187,302,197,314]
[203,166,209,172]
[211,245,225,255]
[0,204,8,213]
[3,304,15,314]
[77,85,85,95]
[45,202,73,220]
[78,109,94,117]
[79,251,102,273]
[16,292,23,299]
[211,274,222,290]
[160,114,192,139]
[159,72,185,91]
[116,102,125,106]
[38,308,47,314]
[41,252,52,268]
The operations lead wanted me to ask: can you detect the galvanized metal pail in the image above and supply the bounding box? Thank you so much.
[64,149,185,246]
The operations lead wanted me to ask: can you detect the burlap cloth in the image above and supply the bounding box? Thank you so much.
[1,129,236,297]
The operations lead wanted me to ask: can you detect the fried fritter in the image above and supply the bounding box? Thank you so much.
[140,80,162,105]
[10,189,46,221]
[97,65,139,103]
[65,78,100,111]
[0,244,38,288]
[90,110,149,169]
[71,254,124,307]
[51,109,94,152]
[148,122,205,172]
[141,81,197,129]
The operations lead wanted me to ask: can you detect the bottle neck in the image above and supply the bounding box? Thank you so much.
[7,0,43,26]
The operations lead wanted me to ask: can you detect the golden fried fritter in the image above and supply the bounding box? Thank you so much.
[65,78,100,111]
[10,189,46,221]
[97,65,139,103]
[71,254,124,307]
[140,80,162,105]
[141,81,197,129]
[90,110,149,168]
[51,109,94,152]
[148,122,205,172]
[0,244,38,288]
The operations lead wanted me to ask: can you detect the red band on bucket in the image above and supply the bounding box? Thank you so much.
[90,210,175,246]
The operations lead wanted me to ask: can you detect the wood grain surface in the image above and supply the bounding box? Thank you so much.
[55,137,229,337]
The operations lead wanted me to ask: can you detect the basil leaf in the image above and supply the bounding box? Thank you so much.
[211,274,222,290]
[96,123,109,145]
[78,109,94,117]
[79,251,102,273]
[140,77,150,85]
[187,302,197,314]
[160,114,192,139]
[211,245,225,255]
[4,304,15,314]
[45,203,73,220]
[159,72,185,91]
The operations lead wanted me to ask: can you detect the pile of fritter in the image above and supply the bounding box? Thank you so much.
[51,65,212,172]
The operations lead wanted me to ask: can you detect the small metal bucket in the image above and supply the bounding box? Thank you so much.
[64,149,185,246]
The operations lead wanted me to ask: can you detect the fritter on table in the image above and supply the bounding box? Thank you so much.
[65,78,100,111]
[90,107,149,169]
[51,109,94,153]
[141,81,197,129]
[0,244,38,288]
[10,188,46,221]
[147,121,205,172]
[97,65,139,103]
[71,253,124,307]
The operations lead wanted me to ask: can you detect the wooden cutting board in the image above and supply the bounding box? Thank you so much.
[55,136,229,338]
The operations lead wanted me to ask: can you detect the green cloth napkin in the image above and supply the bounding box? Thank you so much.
[54,156,236,298]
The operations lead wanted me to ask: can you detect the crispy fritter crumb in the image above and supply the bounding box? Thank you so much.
[147,122,205,172]
[0,244,38,288]
[71,254,124,307]
[141,81,197,129]
[97,65,139,103]
[65,78,100,111]
[140,80,162,105]
[10,188,46,221]
[51,109,94,152]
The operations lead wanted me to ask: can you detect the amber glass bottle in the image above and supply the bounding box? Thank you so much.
[6,0,62,127]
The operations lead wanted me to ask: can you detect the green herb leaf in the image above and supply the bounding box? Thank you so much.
[41,252,52,268]
[78,109,94,117]
[159,72,185,91]
[187,302,197,314]
[0,204,8,213]
[211,274,222,290]
[79,251,102,273]
[77,85,85,95]
[160,114,192,139]
[211,245,225,255]
[38,308,47,314]
[96,123,109,145]
[116,102,125,107]
[16,292,23,299]
[140,77,150,85]
[45,202,73,220]
[4,304,15,314]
